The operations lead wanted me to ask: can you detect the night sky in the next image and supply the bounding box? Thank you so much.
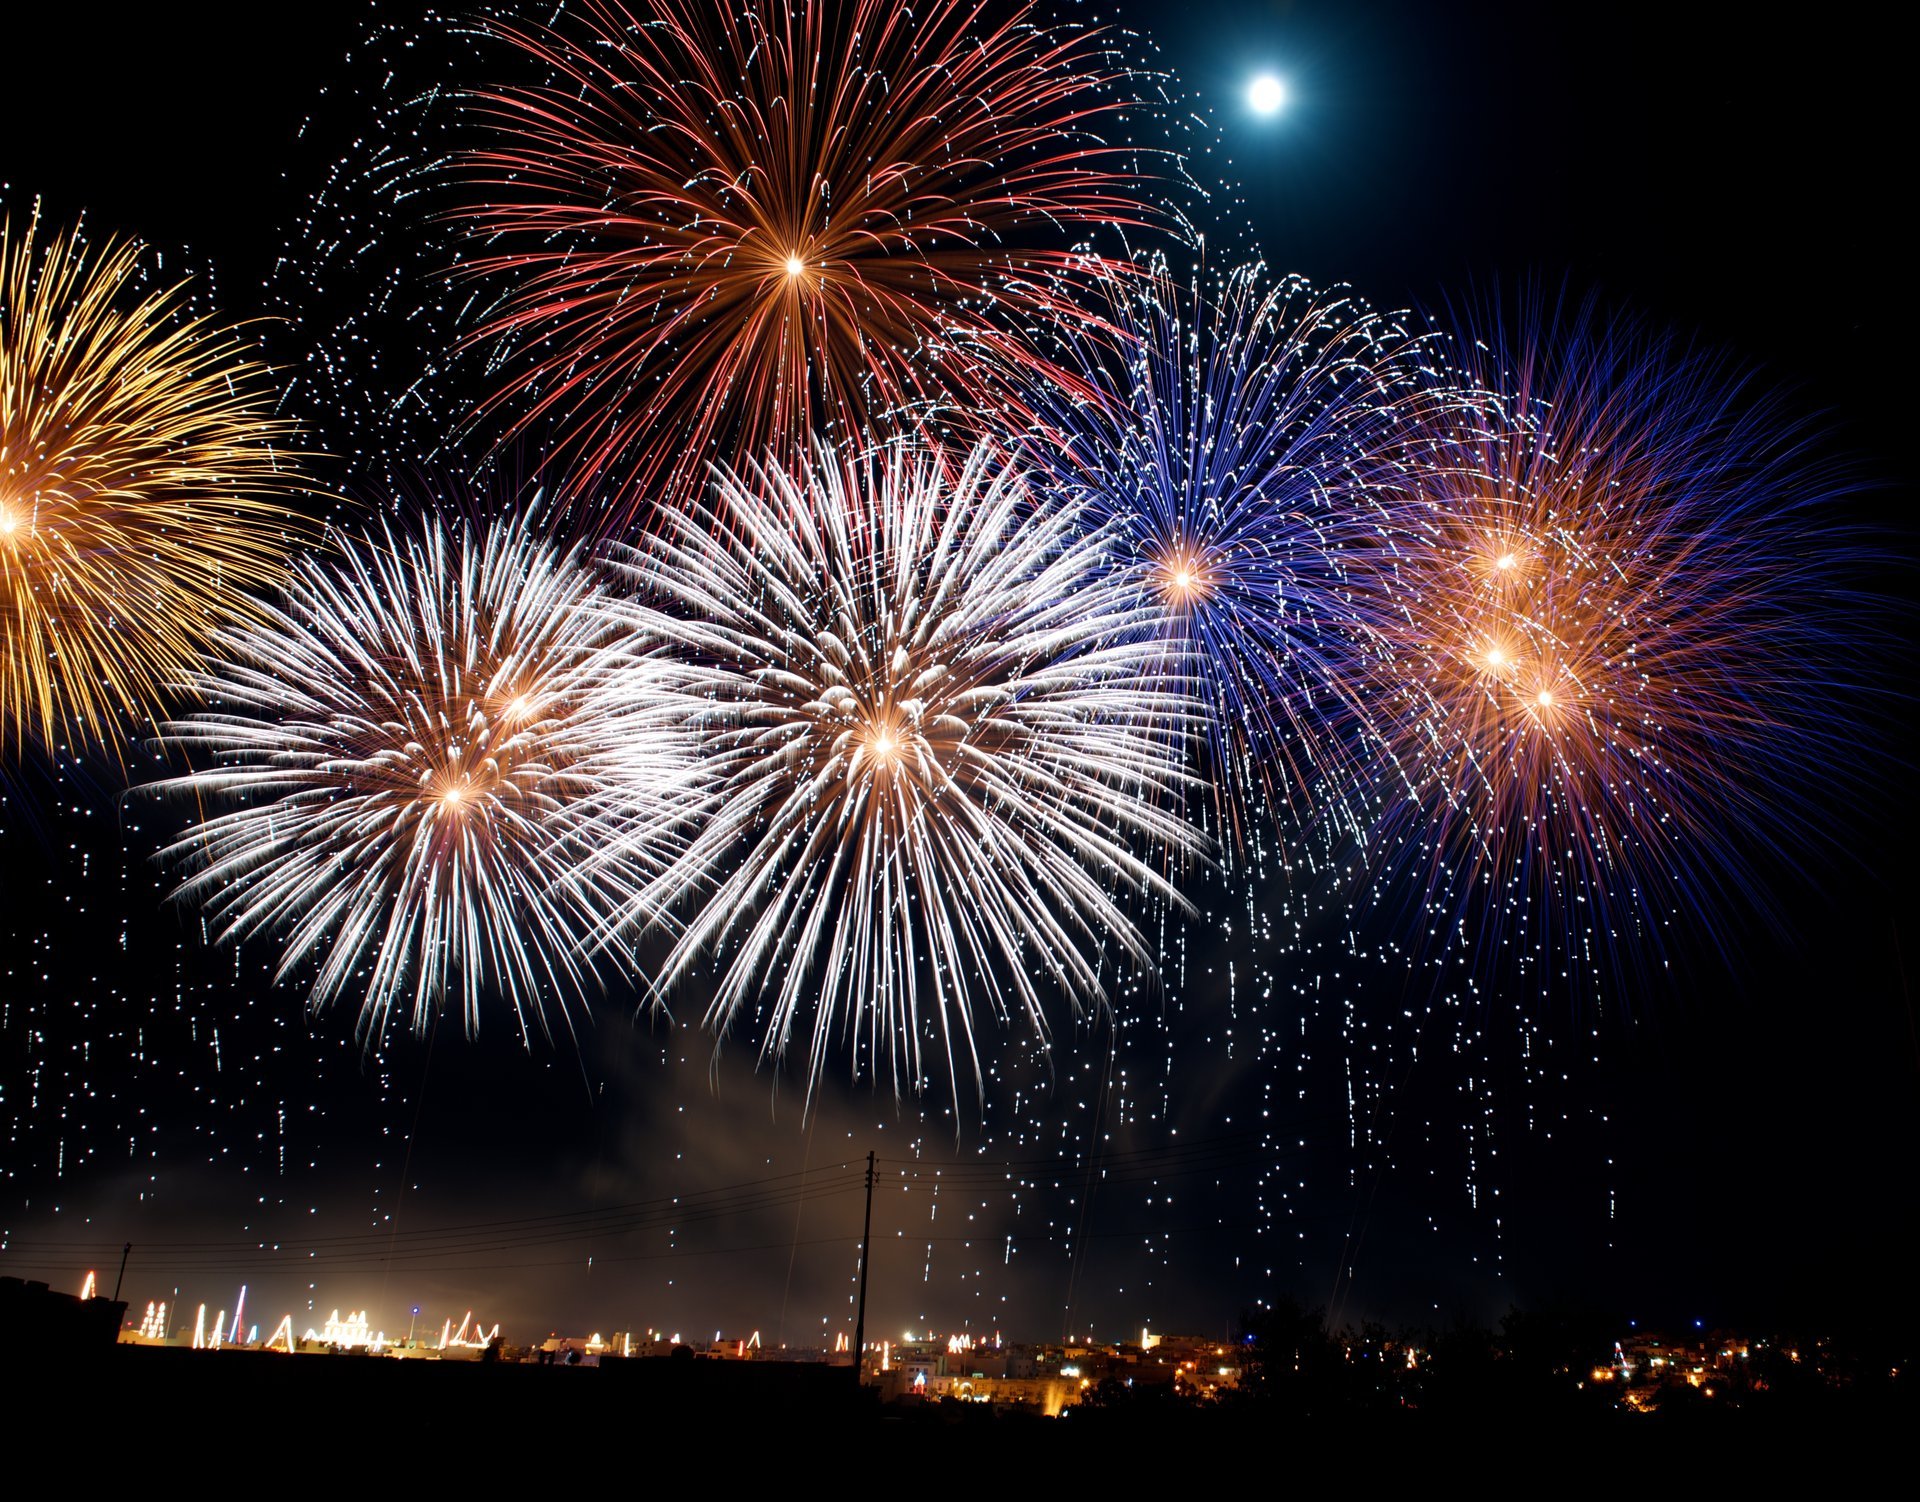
[1,1,1912,1348]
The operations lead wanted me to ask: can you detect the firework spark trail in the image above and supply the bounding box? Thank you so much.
[451,0,1182,521]
[0,211,313,762]
[1001,259,1448,857]
[992,261,1479,1301]
[156,515,703,1044]
[1350,301,1871,988]
[602,439,1204,1104]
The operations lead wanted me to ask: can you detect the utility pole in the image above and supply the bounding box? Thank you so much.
[112,1242,131,1303]
[852,1150,875,1388]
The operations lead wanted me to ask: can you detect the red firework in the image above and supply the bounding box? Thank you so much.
[451,0,1173,522]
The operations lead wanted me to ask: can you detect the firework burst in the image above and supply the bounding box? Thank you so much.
[1006,260,1436,852]
[157,516,699,1043]
[0,212,310,761]
[452,0,1178,520]
[605,440,1200,1101]
[1351,303,1867,983]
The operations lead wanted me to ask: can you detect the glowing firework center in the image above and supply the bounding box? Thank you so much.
[1153,542,1216,610]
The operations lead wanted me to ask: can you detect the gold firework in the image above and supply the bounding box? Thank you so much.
[1,213,312,761]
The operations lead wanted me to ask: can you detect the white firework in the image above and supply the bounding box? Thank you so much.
[605,440,1203,1101]
[156,515,699,1043]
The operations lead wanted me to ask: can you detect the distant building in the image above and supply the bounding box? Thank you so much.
[0,1277,126,1349]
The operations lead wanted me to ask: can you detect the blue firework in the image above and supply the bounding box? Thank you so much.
[1006,258,1437,851]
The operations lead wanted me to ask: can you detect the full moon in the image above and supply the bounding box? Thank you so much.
[1248,73,1287,115]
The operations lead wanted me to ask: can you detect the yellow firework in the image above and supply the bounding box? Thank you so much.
[0,213,312,760]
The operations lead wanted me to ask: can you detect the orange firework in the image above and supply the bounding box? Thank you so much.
[1353,306,1865,977]
[451,0,1175,521]
[0,212,313,762]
